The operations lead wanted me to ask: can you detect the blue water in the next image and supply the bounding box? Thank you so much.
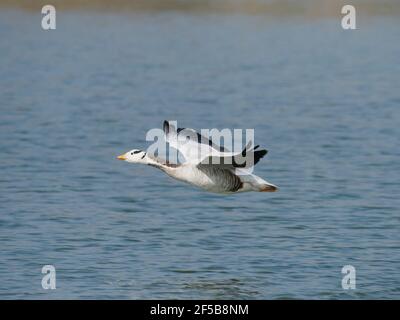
[0,10,399,299]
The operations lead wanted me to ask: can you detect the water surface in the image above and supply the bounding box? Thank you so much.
[0,10,399,299]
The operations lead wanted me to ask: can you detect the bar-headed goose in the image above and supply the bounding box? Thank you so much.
[117,121,278,194]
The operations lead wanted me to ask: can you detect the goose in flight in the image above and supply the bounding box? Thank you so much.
[117,121,278,194]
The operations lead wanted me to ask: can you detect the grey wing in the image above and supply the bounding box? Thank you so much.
[197,164,242,192]
[199,143,267,169]
[163,120,226,152]
[177,127,227,152]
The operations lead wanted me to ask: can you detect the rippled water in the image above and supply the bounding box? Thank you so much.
[0,10,399,299]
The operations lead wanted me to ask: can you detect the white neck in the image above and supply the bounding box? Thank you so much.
[143,154,170,172]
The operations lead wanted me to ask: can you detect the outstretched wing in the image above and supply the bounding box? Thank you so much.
[163,120,268,167]
[198,143,267,169]
[163,120,226,163]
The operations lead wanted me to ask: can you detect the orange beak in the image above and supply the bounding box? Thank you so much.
[117,154,127,160]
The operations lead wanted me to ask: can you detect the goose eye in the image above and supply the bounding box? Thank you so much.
[131,152,133,155]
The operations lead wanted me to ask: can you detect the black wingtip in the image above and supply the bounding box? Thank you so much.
[253,149,268,165]
[259,149,267,157]
[163,120,169,134]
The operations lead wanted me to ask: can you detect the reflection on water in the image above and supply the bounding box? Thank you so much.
[0,9,399,299]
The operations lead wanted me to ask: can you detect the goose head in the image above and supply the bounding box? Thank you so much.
[117,149,147,164]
